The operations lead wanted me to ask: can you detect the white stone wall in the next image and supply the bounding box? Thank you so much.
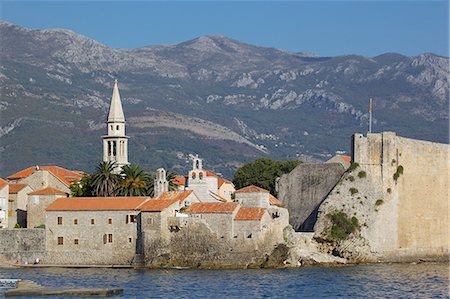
[235,192,270,208]
[27,194,61,228]
[0,185,9,228]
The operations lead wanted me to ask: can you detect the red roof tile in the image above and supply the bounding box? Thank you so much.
[0,178,7,190]
[172,175,187,187]
[337,155,352,163]
[218,177,233,188]
[139,199,179,212]
[234,207,267,221]
[9,184,29,194]
[157,190,193,203]
[46,197,150,211]
[235,185,269,193]
[269,194,284,207]
[185,202,239,214]
[28,187,68,196]
[7,166,83,187]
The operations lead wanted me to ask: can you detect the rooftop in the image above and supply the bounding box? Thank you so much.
[234,207,267,221]
[235,185,269,193]
[0,178,7,190]
[46,197,150,211]
[9,184,29,194]
[7,165,83,187]
[157,190,193,203]
[139,198,179,212]
[28,187,68,196]
[185,202,239,214]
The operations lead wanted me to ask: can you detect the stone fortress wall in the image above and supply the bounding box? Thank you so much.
[352,132,449,260]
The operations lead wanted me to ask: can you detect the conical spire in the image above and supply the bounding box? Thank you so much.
[107,79,125,122]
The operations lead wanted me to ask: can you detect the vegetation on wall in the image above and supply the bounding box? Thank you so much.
[375,199,384,206]
[232,157,301,195]
[326,211,360,242]
[348,162,359,172]
[393,165,404,181]
[357,171,366,178]
[349,187,359,195]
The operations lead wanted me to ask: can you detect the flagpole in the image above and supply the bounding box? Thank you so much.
[368,97,372,133]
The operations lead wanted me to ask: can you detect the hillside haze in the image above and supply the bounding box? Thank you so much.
[0,21,448,178]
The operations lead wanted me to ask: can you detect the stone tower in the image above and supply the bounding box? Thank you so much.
[187,155,214,201]
[154,168,168,197]
[102,79,129,172]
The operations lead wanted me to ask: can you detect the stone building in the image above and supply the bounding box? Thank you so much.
[46,196,151,265]
[233,207,272,239]
[8,184,33,228]
[7,165,83,194]
[27,187,69,228]
[102,80,129,173]
[0,179,9,228]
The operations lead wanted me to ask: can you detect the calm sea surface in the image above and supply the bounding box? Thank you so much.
[0,263,448,298]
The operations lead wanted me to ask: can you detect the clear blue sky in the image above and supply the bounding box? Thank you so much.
[1,1,448,57]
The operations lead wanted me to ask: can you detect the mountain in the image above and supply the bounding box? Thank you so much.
[0,21,448,178]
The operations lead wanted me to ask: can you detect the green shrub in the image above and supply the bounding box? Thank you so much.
[348,162,359,172]
[375,199,384,206]
[14,223,21,228]
[387,188,392,194]
[348,175,355,182]
[326,211,360,241]
[393,165,404,181]
[35,224,45,229]
[349,187,359,195]
[357,171,366,178]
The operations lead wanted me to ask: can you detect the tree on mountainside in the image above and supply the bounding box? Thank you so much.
[90,161,121,197]
[232,158,301,195]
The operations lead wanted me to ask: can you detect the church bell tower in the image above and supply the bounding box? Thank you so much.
[102,79,129,172]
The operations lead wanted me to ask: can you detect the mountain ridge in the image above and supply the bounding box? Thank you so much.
[0,21,448,178]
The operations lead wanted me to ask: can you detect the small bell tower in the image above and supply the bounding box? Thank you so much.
[102,79,129,172]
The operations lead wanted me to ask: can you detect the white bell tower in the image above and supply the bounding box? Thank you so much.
[102,79,129,172]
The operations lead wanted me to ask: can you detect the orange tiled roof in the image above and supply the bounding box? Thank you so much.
[172,175,187,187]
[234,207,267,221]
[337,155,352,163]
[205,170,216,177]
[157,190,193,203]
[185,202,238,214]
[0,178,7,190]
[269,194,284,207]
[218,177,233,188]
[28,187,67,196]
[46,197,150,211]
[9,184,29,194]
[235,185,269,193]
[7,166,83,187]
[139,198,179,212]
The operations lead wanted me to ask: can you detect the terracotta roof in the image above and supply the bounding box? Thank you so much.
[172,175,187,187]
[9,184,29,194]
[28,187,67,196]
[157,190,193,203]
[185,202,239,214]
[218,177,233,188]
[139,199,179,212]
[205,170,217,177]
[234,207,267,221]
[0,178,7,190]
[7,166,83,187]
[269,194,284,207]
[46,197,150,211]
[337,155,352,163]
[235,185,269,193]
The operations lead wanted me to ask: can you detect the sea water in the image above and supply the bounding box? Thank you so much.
[0,263,448,298]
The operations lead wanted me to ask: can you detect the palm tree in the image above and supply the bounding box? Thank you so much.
[118,164,153,196]
[166,171,179,191]
[90,161,121,197]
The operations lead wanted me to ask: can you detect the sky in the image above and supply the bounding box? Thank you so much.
[0,0,449,57]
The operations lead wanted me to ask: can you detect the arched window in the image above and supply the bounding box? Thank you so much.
[195,160,199,169]
[192,172,196,179]
[199,172,203,180]
[116,125,119,130]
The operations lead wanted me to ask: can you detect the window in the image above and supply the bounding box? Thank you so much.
[108,234,113,243]
[110,125,113,130]
[74,219,78,225]
[103,234,107,244]
[91,219,95,225]
[74,239,79,245]
[57,237,64,245]
[128,237,132,243]
[108,218,112,224]
[126,215,136,223]
[116,125,119,130]
[192,172,196,179]
[57,217,62,225]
